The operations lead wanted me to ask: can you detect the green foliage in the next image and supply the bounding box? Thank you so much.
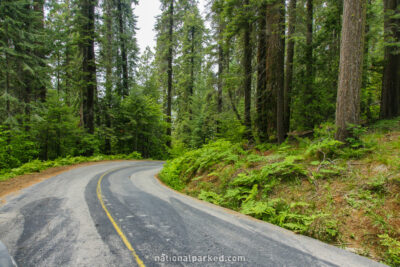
[379,234,400,266]
[240,199,339,241]
[159,139,245,189]
[112,93,167,159]
[230,171,259,186]
[158,157,186,191]
[0,126,39,170]
[260,156,307,181]
[371,117,400,133]
[198,190,223,205]
[306,138,344,160]
[366,175,388,193]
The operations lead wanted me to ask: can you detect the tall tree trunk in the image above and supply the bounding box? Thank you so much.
[302,0,314,128]
[283,0,297,135]
[33,0,46,102]
[166,0,174,147]
[380,0,400,119]
[362,1,372,122]
[5,36,11,123]
[256,4,268,142]
[243,0,253,142]
[266,0,285,143]
[335,0,366,142]
[80,0,97,134]
[104,0,113,153]
[306,0,313,83]
[217,20,224,133]
[117,0,129,97]
[189,26,195,116]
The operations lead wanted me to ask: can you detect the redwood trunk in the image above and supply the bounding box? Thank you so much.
[380,0,400,119]
[166,0,174,147]
[335,0,366,142]
[80,0,97,134]
[265,1,285,143]
[34,0,46,102]
[243,0,253,142]
[283,0,297,135]
[256,5,268,142]
[117,0,129,97]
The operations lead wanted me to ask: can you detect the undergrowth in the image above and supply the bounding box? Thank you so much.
[160,117,400,266]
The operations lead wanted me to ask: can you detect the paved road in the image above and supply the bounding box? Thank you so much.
[0,161,386,267]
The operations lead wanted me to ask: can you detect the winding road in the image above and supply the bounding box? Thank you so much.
[0,161,385,266]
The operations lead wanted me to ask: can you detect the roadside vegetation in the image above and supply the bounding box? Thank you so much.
[160,117,400,266]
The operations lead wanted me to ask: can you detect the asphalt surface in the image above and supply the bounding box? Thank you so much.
[0,161,386,267]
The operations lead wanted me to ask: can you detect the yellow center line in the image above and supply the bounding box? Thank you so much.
[96,168,146,267]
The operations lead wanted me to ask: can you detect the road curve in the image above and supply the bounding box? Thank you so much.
[0,161,385,267]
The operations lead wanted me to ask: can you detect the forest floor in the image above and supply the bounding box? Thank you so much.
[160,118,400,266]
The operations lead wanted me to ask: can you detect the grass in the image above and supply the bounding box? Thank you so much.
[0,152,142,181]
[159,117,400,266]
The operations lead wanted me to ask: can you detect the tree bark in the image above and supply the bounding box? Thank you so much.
[380,0,400,119]
[256,4,268,142]
[80,0,97,134]
[266,0,285,143]
[104,0,113,153]
[302,0,314,128]
[33,0,46,102]
[189,26,195,116]
[166,0,174,147]
[243,0,253,142]
[283,0,297,135]
[306,0,313,84]
[217,20,224,133]
[335,0,366,142]
[117,0,129,97]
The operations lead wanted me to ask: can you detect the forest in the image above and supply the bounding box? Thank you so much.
[0,0,398,165]
[1,0,400,264]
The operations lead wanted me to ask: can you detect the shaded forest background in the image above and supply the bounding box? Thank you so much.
[0,0,399,170]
